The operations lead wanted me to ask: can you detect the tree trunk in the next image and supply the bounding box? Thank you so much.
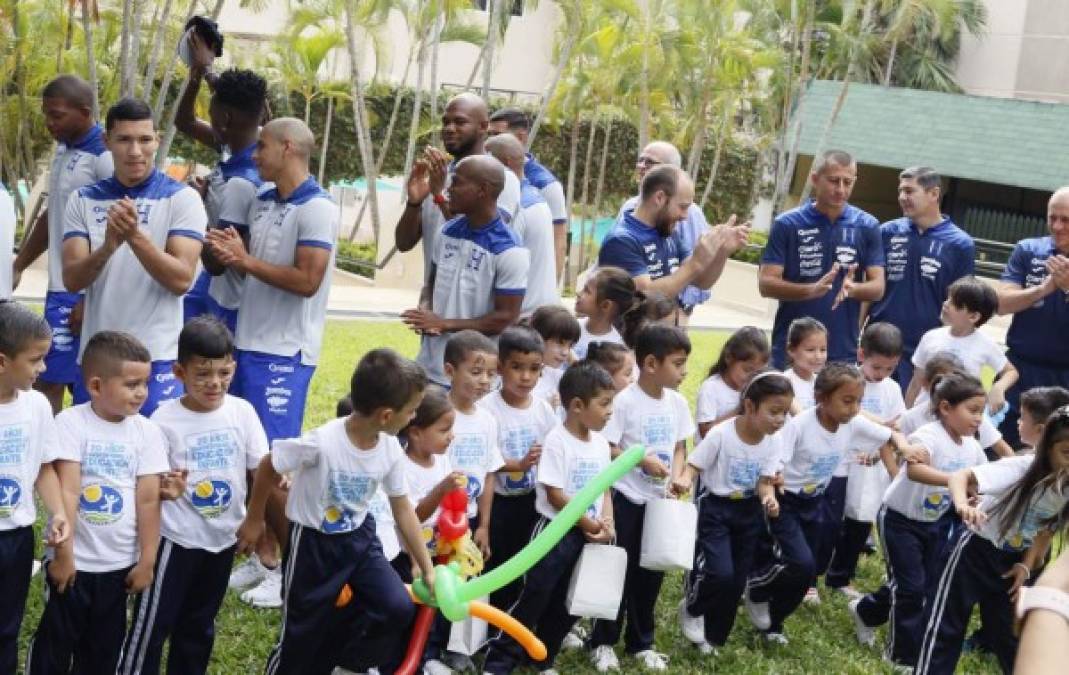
[142,0,174,100]
[377,43,415,171]
[464,41,487,90]
[699,101,732,210]
[564,107,581,218]
[401,34,428,186]
[303,96,311,126]
[119,0,135,97]
[344,1,381,246]
[773,0,814,213]
[317,96,334,185]
[481,0,501,99]
[528,27,577,149]
[883,37,898,87]
[638,42,650,150]
[153,0,198,124]
[686,85,714,180]
[590,114,613,226]
[127,0,145,97]
[82,0,100,120]
[428,2,443,147]
[577,114,599,272]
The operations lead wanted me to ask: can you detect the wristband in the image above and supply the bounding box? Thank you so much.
[1014,562,1032,580]
[432,193,447,206]
[1016,585,1069,623]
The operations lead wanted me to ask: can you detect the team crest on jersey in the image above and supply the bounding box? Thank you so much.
[321,505,359,533]
[190,478,233,519]
[467,248,487,272]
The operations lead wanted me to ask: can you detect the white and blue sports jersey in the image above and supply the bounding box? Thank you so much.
[1001,236,1069,367]
[205,143,262,311]
[618,197,712,309]
[974,455,1069,551]
[0,184,13,300]
[598,210,690,284]
[777,406,892,496]
[47,125,114,293]
[417,214,529,384]
[523,154,566,224]
[63,170,207,362]
[514,179,559,313]
[689,417,781,499]
[234,176,338,366]
[761,201,883,366]
[883,421,986,522]
[419,161,521,282]
[869,217,975,353]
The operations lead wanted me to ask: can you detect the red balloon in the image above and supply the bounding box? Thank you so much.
[441,488,468,513]
[437,506,469,540]
[396,605,436,675]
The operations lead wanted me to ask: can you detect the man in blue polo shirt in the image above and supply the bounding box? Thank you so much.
[760,149,885,368]
[868,166,975,384]
[996,187,1069,447]
[598,165,748,313]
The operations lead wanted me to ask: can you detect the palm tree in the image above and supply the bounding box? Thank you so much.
[528,0,583,148]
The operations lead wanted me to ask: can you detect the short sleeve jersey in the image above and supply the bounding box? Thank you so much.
[153,396,269,552]
[52,404,170,572]
[974,455,1069,551]
[689,417,781,498]
[883,421,986,522]
[47,125,114,292]
[403,453,453,528]
[535,425,612,521]
[446,407,506,519]
[205,144,263,311]
[64,170,207,362]
[0,390,59,529]
[869,217,976,351]
[417,214,530,384]
[784,368,817,411]
[777,407,892,496]
[514,181,560,314]
[761,202,884,365]
[695,375,740,426]
[899,401,1003,449]
[1001,236,1069,367]
[479,391,558,496]
[524,154,566,223]
[861,377,906,423]
[598,210,690,285]
[234,177,339,366]
[911,326,1008,379]
[573,318,625,361]
[271,418,407,534]
[602,383,696,504]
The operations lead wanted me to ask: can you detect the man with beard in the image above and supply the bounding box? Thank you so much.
[394,93,520,282]
[598,165,748,320]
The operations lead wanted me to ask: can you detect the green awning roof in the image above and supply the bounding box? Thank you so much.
[792,80,1069,192]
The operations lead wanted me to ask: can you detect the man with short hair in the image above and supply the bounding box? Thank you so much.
[395,93,521,282]
[401,155,529,385]
[995,187,1069,446]
[175,30,268,333]
[489,107,567,279]
[62,97,206,415]
[617,141,714,323]
[599,165,748,315]
[486,133,559,313]
[13,74,114,412]
[869,166,975,384]
[760,149,885,368]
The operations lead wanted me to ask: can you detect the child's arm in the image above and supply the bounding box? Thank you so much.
[988,362,1019,414]
[888,431,930,465]
[35,462,70,545]
[669,440,687,487]
[500,443,542,474]
[905,462,953,488]
[474,476,494,558]
[989,438,1015,459]
[670,463,698,498]
[159,468,189,501]
[1004,530,1054,602]
[546,486,602,538]
[757,476,779,518]
[236,453,280,553]
[391,495,436,594]
[879,441,900,479]
[415,471,465,523]
[591,491,615,544]
[948,468,985,528]
[698,412,736,440]
[49,460,82,593]
[904,374,924,408]
[127,473,162,593]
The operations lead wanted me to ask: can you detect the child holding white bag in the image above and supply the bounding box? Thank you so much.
[673,370,795,655]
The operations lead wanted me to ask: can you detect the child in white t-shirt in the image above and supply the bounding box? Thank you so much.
[906,276,1018,414]
[589,324,695,671]
[695,326,770,440]
[584,341,636,394]
[529,305,581,413]
[851,372,988,669]
[483,361,616,674]
[0,303,70,673]
[572,266,633,360]
[1015,387,1069,452]
[29,331,170,675]
[237,349,435,674]
[117,317,268,675]
[783,317,827,414]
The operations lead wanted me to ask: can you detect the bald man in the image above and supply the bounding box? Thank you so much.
[395,93,521,282]
[207,117,339,443]
[487,133,559,313]
[402,155,529,384]
[995,187,1069,446]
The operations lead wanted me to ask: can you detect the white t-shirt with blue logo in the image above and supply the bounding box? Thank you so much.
[418,215,529,384]
[573,318,625,361]
[696,375,740,427]
[833,376,906,478]
[235,177,338,366]
[777,407,892,496]
[52,403,170,572]
[883,421,986,522]
[689,417,781,499]
[899,401,1003,449]
[513,181,560,314]
[272,418,407,534]
[535,424,611,521]
[974,455,1068,551]
[205,144,262,310]
[602,383,696,504]
[152,396,268,552]
[0,390,60,530]
[447,407,505,519]
[367,488,401,560]
[480,390,558,496]
[0,185,13,300]
[47,125,114,293]
[911,326,1008,382]
[784,368,816,411]
[403,453,453,528]
[64,170,207,362]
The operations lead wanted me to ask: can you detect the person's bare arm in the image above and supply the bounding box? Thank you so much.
[127,474,161,592]
[126,232,202,295]
[62,228,122,292]
[841,265,885,303]
[905,374,924,407]
[997,279,1056,316]
[395,160,431,252]
[208,227,330,298]
[402,294,523,337]
[546,486,602,537]
[1015,545,1069,675]
[553,222,567,281]
[174,33,220,149]
[988,362,1019,413]
[759,263,840,301]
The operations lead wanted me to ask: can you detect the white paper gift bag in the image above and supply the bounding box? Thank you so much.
[566,544,627,620]
[640,498,698,571]
[447,596,488,655]
[845,461,889,522]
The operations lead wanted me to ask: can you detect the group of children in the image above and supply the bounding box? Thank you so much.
[2,261,1068,675]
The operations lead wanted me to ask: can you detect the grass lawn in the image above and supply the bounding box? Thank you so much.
[17,319,1001,673]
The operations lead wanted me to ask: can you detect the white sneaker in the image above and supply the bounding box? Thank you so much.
[633,650,669,671]
[763,632,789,645]
[695,641,717,656]
[803,586,821,605]
[590,645,619,672]
[31,559,42,577]
[240,567,282,608]
[678,600,705,645]
[423,659,453,675]
[832,585,862,600]
[561,629,584,651]
[229,554,269,590]
[849,598,876,647]
[744,587,772,631]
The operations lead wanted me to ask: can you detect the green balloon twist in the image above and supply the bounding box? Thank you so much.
[413,444,644,622]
